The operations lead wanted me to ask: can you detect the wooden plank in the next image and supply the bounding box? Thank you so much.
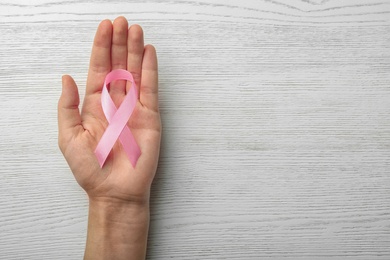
[0,0,389,259]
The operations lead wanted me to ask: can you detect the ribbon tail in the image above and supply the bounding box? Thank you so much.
[119,127,141,168]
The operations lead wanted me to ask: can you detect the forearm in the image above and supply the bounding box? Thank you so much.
[84,198,150,260]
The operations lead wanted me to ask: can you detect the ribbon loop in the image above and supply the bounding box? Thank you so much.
[94,69,141,168]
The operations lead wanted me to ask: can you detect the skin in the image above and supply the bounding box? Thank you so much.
[58,16,161,260]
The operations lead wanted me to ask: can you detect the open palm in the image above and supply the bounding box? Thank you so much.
[58,17,161,203]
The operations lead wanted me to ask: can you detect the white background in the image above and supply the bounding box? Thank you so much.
[0,0,389,259]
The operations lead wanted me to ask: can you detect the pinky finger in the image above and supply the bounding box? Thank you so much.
[139,44,159,111]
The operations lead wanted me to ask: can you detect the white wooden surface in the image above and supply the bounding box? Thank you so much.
[0,0,389,259]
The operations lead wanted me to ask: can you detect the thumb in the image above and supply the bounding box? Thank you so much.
[58,75,82,145]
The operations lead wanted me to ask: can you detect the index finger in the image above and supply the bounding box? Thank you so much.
[86,19,113,95]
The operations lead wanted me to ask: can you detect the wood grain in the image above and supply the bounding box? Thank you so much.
[0,0,389,259]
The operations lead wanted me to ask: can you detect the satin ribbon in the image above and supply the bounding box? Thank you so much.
[94,69,141,168]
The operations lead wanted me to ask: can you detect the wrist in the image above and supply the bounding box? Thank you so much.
[85,197,150,260]
[88,196,150,223]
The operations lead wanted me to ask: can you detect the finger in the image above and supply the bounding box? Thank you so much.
[126,24,144,95]
[86,19,113,95]
[140,45,159,111]
[58,75,82,142]
[110,16,128,97]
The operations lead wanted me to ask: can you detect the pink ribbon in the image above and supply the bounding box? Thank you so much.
[94,69,141,168]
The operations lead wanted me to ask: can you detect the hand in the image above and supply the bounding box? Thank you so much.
[58,17,161,205]
[58,17,160,259]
